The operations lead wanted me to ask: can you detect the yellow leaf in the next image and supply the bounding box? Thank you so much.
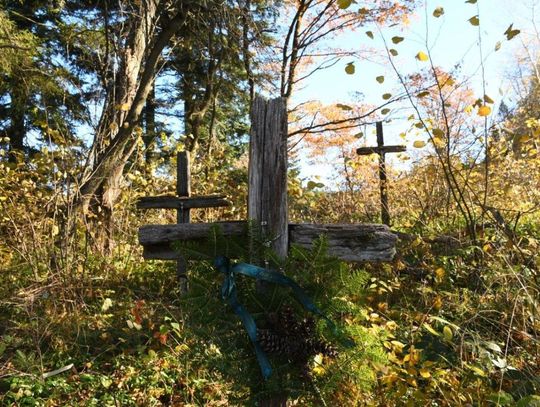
[433,296,442,310]
[120,103,130,111]
[504,24,520,40]
[478,105,492,117]
[52,225,59,236]
[469,15,479,26]
[419,368,431,378]
[464,105,474,114]
[435,267,445,279]
[432,128,444,138]
[416,51,429,62]
[443,326,453,341]
[337,0,352,9]
[345,62,355,74]
[413,140,426,148]
[433,7,444,18]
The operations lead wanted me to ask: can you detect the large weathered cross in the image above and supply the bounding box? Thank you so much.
[137,97,398,288]
[356,121,406,226]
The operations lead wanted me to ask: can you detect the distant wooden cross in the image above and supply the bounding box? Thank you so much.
[137,151,230,292]
[356,121,406,226]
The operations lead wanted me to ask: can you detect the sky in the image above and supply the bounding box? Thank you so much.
[293,0,540,185]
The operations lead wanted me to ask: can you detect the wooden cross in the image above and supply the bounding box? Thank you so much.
[356,121,406,226]
[137,98,399,291]
[137,151,230,292]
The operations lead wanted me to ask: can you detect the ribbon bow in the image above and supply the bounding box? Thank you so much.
[213,256,352,380]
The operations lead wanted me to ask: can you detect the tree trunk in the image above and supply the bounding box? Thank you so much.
[77,4,187,252]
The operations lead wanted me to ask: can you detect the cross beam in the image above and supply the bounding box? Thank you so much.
[356,121,405,226]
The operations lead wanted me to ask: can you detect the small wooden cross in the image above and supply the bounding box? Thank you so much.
[137,151,230,292]
[356,121,406,226]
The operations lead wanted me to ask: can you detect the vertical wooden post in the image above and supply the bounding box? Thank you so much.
[376,122,391,226]
[176,151,191,291]
[248,96,288,260]
[248,94,289,407]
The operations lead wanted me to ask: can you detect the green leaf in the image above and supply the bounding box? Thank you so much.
[345,62,355,74]
[366,31,374,39]
[389,49,398,56]
[516,395,540,407]
[504,24,521,40]
[433,7,444,18]
[381,108,390,115]
[469,15,479,26]
[391,36,404,44]
[101,376,113,389]
[488,391,514,406]
[382,93,392,100]
[376,75,385,83]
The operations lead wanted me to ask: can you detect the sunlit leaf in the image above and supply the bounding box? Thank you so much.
[345,62,355,74]
[413,140,426,148]
[376,75,385,83]
[469,15,479,26]
[392,36,404,44]
[101,298,113,312]
[443,326,453,341]
[433,7,444,18]
[416,51,429,61]
[419,368,431,378]
[478,105,492,116]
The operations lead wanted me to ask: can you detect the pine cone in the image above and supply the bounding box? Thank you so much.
[257,329,294,355]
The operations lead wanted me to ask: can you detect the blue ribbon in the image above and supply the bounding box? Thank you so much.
[213,256,352,380]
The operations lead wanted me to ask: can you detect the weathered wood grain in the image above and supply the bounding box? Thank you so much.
[248,96,288,259]
[289,223,397,262]
[139,222,397,262]
[137,195,230,210]
[139,222,247,245]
